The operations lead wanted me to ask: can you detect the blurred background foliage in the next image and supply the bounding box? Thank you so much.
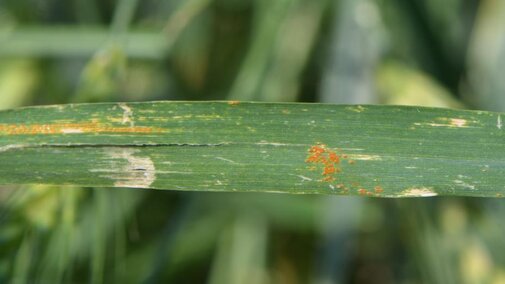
[1,0,505,283]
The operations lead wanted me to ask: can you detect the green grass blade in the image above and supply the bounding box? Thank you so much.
[0,101,503,197]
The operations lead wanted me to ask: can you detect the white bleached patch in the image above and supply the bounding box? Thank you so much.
[215,157,239,164]
[292,174,312,182]
[413,118,471,128]
[0,144,25,153]
[449,118,467,127]
[256,141,306,147]
[454,179,476,190]
[346,105,366,113]
[119,103,134,127]
[92,148,155,188]
[401,187,438,197]
[61,128,84,134]
[348,154,382,161]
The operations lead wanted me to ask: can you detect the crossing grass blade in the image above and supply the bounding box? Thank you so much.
[0,101,503,197]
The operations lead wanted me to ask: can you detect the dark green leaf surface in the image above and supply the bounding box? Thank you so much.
[0,101,503,197]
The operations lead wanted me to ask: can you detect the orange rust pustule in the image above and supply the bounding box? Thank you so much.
[310,145,325,154]
[305,145,326,163]
[374,186,384,194]
[328,152,340,163]
[358,188,368,196]
[306,144,346,183]
[323,176,335,182]
[227,100,240,106]
[306,144,364,193]
[0,123,164,135]
[323,165,336,175]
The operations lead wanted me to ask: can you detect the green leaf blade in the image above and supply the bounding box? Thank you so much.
[0,101,504,197]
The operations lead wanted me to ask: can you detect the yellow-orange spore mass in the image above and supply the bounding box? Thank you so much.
[0,123,163,135]
[374,186,384,194]
[306,144,362,194]
[358,188,368,195]
[323,165,336,175]
[306,144,344,183]
[328,152,340,163]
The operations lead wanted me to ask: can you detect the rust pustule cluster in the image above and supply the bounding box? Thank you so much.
[305,144,346,189]
[305,144,341,177]
[305,143,384,197]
